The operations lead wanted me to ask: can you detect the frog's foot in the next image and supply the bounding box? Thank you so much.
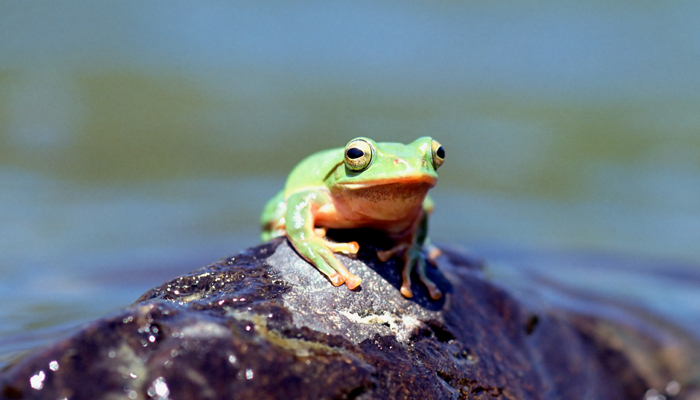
[327,271,361,290]
[415,255,442,300]
[398,245,442,300]
[341,273,362,290]
[293,237,362,290]
[400,266,414,298]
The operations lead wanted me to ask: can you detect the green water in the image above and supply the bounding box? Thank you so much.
[2,1,700,365]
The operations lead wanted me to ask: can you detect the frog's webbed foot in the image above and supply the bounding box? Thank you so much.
[378,243,442,300]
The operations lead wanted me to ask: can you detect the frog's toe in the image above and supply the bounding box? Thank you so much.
[346,241,360,254]
[426,284,442,300]
[344,274,362,290]
[321,239,360,255]
[400,284,413,298]
[328,272,346,286]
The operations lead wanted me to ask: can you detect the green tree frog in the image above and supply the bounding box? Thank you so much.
[260,137,445,300]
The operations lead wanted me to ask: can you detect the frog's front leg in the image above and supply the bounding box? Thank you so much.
[286,191,362,289]
[392,244,442,300]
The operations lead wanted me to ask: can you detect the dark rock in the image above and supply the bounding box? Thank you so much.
[1,238,699,400]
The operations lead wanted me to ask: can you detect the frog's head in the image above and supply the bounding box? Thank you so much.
[328,137,445,220]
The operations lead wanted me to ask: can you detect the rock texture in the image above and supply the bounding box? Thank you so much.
[1,236,698,400]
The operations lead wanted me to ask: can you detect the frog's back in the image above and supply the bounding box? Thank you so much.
[283,147,343,195]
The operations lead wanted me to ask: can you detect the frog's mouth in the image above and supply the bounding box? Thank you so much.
[338,175,437,191]
[341,179,437,208]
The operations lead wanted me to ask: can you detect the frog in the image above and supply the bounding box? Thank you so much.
[260,137,445,300]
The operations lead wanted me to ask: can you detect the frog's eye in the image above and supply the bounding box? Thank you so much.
[344,138,373,172]
[431,140,445,169]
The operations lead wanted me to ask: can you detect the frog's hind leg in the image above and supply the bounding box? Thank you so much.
[261,190,287,242]
[262,225,286,242]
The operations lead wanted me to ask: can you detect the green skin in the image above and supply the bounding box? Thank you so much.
[261,137,443,299]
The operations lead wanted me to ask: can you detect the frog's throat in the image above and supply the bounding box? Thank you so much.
[325,180,434,224]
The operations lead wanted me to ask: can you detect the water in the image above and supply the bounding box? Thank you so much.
[1,1,700,367]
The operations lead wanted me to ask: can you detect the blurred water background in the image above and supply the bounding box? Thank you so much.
[2,1,700,366]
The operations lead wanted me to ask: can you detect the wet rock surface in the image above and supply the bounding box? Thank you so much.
[2,236,699,400]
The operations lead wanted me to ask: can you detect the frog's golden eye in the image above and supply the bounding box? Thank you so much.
[344,138,373,172]
[431,140,445,169]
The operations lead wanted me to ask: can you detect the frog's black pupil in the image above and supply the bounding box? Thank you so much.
[436,146,445,159]
[347,147,364,159]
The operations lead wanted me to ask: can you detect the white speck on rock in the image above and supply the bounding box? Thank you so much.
[29,370,45,390]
